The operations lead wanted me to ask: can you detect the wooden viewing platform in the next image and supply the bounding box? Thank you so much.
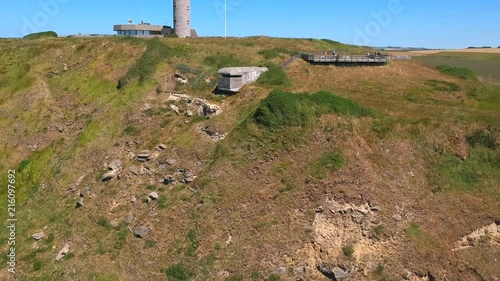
[301,54,411,66]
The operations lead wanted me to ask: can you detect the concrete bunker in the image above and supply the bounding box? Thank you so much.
[217,67,268,92]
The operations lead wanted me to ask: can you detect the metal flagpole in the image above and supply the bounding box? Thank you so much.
[225,0,227,38]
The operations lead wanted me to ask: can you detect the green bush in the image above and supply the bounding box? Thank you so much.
[33,260,42,271]
[342,244,354,257]
[436,65,476,80]
[23,31,58,39]
[257,64,292,87]
[254,90,308,130]
[165,263,193,281]
[254,90,373,130]
[18,159,31,173]
[466,130,497,150]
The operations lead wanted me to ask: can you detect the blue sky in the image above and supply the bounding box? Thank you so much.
[1,0,498,49]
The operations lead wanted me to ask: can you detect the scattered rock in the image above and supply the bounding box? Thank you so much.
[202,126,227,141]
[76,198,84,208]
[55,244,70,260]
[180,169,197,183]
[166,158,177,166]
[157,143,167,150]
[137,150,151,162]
[276,267,287,275]
[108,160,122,171]
[217,270,230,278]
[392,214,403,221]
[124,214,134,225]
[55,125,64,133]
[293,265,307,275]
[134,225,150,238]
[332,267,352,280]
[32,232,45,241]
[170,104,181,115]
[175,74,188,84]
[370,205,381,212]
[80,187,89,197]
[163,175,176,185]
[401,269,413,280]
[149,192,159,200]
[110,219,120,228]
[131,195,137,203]
[102,170,118,182]
[315,206,325,213]
[185,110,193,117]
[129,166,139,176]
[196,99,222,116]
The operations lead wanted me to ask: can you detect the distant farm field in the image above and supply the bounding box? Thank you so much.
[415,55,500,84]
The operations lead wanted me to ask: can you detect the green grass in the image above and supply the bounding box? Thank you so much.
[122,125,141,136]
[432,148,499,193]
[373,225,384,236]
[372,117,395,139]
[256,63,292,87]
[254,90,373,130]
[118,38,187,88]
[0,62,36,95]
[23,31,58,40]
[268,274,281,281]
[165,263,194,281]
[186,229,199,256]
[436,65,476,80]
[145,239,156,248]
[203,54,244,70]
[258,48,296,60]
[309,150,345,179]
[425,79,461,92]
[466,129,497,150]
[468,84,500,111]
[405,223,422,238]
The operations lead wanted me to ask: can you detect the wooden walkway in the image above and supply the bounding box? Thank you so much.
[302,54,411,65]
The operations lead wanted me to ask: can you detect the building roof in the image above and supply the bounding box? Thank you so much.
[113,24,163,32]
[218,67,268,76]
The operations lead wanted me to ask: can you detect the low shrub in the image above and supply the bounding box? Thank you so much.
[254,90,373,130]
[164,263,193,281]
[256,64,292,87]
[466,129,497,150]
[436,65,476,80]
[23,31,58,39]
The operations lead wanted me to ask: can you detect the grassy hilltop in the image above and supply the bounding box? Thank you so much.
[0,36,498,281]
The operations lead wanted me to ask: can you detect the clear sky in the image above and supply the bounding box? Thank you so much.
[1,0,498,49]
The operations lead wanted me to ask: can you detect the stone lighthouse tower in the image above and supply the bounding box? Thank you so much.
[173,0,191,38]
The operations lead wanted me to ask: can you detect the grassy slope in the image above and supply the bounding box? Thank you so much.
[0,37,498,281]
